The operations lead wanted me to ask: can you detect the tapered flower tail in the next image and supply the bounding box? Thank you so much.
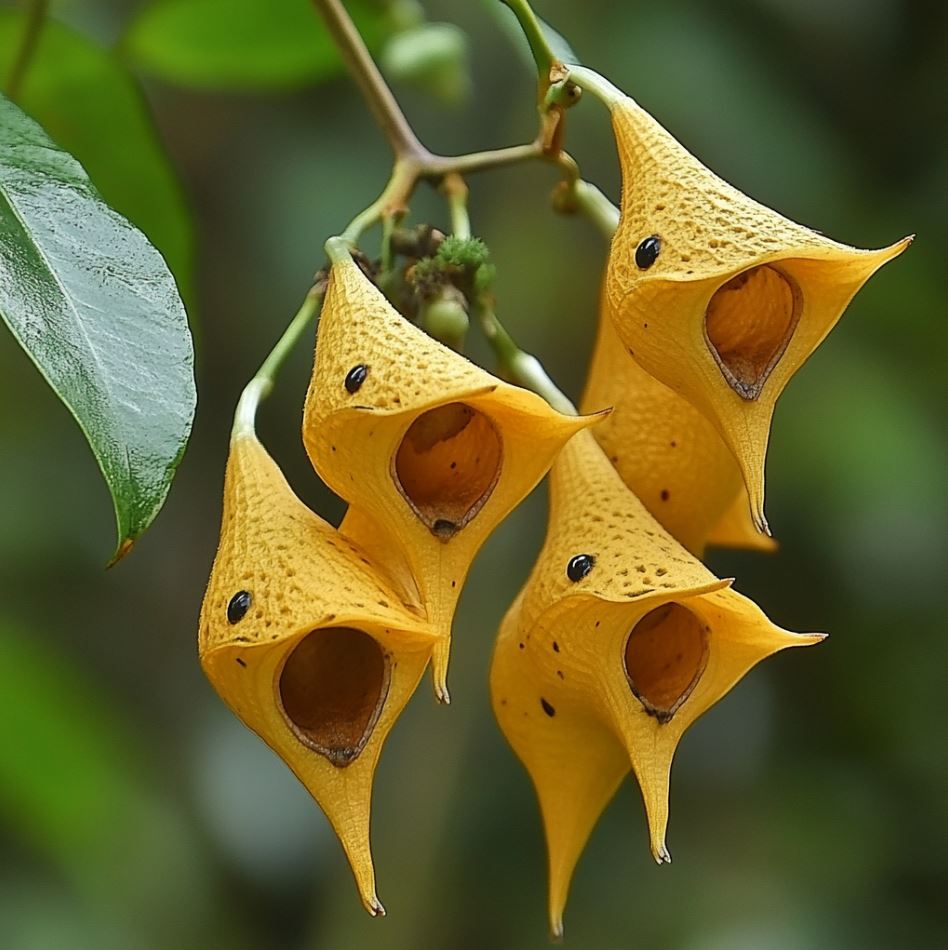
[490,428,824,926]
[198,434,435,911]
[491,595,629,941]
[602,93,911,530]
[582,307,772,555]
[705,486,778,553]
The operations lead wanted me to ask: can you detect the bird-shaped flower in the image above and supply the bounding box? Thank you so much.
[303,239,599,702]
[581,311,772,555]
[490,428,823,938]
[199,432,436,917]
[602,93,911,532]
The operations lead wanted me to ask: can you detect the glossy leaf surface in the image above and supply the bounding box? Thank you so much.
[0,95,195,558]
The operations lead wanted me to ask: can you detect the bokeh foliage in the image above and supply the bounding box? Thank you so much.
[0,0,945,947]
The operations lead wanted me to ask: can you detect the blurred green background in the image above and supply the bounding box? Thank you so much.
[1,0,946,947]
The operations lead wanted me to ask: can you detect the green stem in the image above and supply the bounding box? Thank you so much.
[554,179,619,240]
[340,159,417,244]
[338,143,575,247]
[311,0,429,160]
[5,0,49,99]
[477,301,575,414]
[424,140,543,177]
[313,0,582,251]
[500,0,556,75]
[233,285,325,438]
[442,174,471,239]
[566,64,625,108]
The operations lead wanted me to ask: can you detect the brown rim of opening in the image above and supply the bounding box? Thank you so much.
[278,627,390,768]
[704,263,803,401]
[392,402,503,541]
[624,603,710,724]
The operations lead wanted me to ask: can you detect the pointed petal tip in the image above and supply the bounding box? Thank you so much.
[568,406,612,433]
[862,233,914,271]
[755,510,772,537]
[431,644,451,704]
[653,845,672,865]
[775,628,827,649]
[550,919,564,943]
[891,234,915,256]
[367,896,386,918]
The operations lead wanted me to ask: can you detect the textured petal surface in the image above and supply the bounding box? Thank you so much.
[199,434,434,914]
[303,256,596,698]
[520,428,725,627]
[491,428,822,934]
[581,311,771,555]
[604,95,910,530]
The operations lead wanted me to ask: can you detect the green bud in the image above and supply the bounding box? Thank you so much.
[381,23,472,105]
[474,262,497,295]
[386,0,424,32]
[420,292,469,350]
[437,235,490,271]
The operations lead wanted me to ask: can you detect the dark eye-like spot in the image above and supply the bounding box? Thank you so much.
[227,590,252,624]
[540,698,556,717]
[345,364,368,394]
[635,235,662,270]
[567,554,595,582]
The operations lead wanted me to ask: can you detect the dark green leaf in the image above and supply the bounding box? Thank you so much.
[492,3,581,70]
[536,14,580,66]
[0,12,194,300]
[0,94,195,559]
[124,0,389,90]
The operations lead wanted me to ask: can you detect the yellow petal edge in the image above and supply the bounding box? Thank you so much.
[490,429,823,937]
[582,307,774,555]
[199,433,437,916]
[604,94,911,533]
[303,254,601,701]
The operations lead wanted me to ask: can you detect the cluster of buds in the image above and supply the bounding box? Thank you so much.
[197,81,907,931]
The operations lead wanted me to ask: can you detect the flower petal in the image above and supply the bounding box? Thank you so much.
[604,94,911,531]
[303,255,598,700]
[491,428,822,929]
[582,310,771,555]
[199,434,434,913]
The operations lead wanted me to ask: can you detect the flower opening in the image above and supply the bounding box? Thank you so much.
[279,627,389,767]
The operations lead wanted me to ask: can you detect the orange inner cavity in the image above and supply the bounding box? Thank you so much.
[624,603,709,723]
[705,264,800,400]
[394,402,502,539]
[279,627,388,766]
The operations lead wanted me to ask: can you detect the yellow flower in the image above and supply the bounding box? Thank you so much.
[303,244,599,701]
[490,428,822,937]
[198,433,436,916]
[582,310,773,555]
[603,94,910,532]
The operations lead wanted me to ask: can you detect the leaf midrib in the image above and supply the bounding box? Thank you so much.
[0,159,133,488]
